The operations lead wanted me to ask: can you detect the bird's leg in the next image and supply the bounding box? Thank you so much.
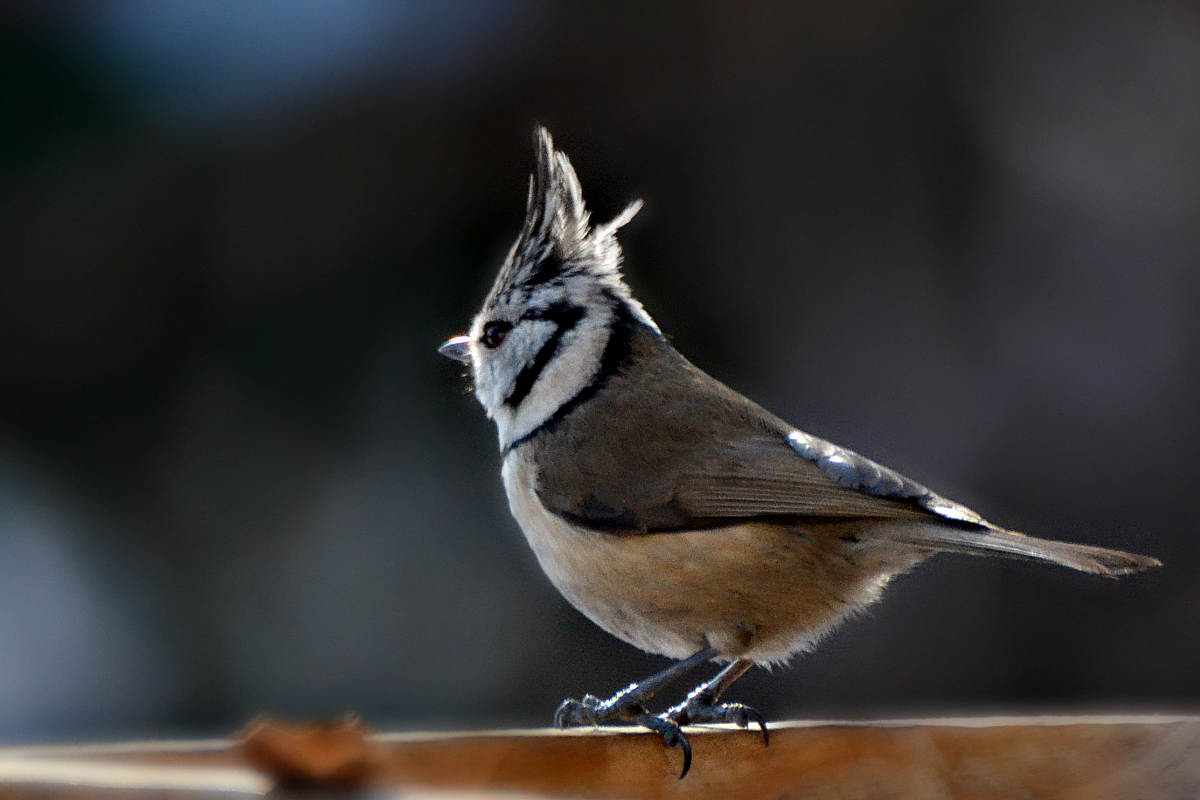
[661,658,768,746]
[554,646,715,727]
[554,646,716,777]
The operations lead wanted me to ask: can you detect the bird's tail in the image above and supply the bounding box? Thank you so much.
[887,525,1161,577]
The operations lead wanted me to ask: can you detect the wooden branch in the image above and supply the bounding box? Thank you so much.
[1,715,1197,799]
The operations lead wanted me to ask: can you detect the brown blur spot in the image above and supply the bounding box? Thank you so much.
[239,715,376,788]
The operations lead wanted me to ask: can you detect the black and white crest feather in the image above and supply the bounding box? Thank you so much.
[486,127,649,322]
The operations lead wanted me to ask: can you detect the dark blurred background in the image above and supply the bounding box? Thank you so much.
[2,1,1197,744]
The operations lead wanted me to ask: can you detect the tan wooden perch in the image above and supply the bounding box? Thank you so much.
[1,715,1198,799]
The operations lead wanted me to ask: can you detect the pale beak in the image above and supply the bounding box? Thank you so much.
[438,335,472,364]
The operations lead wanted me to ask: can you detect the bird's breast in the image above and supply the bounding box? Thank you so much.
[500,450,917,663]
[501,451,700,658]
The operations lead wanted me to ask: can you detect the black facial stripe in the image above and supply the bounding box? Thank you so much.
[504,291,643,455]
[503,302,586,409]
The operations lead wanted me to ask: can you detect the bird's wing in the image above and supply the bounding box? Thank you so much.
[677,427,985,525]
[539,424,985,533]
[532,350,987,534]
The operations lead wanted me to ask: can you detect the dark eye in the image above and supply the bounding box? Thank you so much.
[481,320,512,349]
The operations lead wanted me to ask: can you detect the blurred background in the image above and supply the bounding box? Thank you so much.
[2,1,1197,744]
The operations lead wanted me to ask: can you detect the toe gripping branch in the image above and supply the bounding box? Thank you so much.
[662,684,770,744]
[553,651,767,779]
[555,690,697,778]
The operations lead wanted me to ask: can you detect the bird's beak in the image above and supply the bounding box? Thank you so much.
[438,335,472,364]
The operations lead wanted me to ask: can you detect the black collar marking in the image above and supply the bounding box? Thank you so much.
[503,294,641,457]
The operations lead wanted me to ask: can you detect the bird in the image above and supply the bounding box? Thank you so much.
[438,127,1161,778]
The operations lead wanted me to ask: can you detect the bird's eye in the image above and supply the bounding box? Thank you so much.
[481,320,512,349]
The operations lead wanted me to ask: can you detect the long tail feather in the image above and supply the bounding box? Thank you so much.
[888,525,1161,577]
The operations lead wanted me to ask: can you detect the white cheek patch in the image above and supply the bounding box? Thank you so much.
[472,319,557,420]
[509,320,559,378]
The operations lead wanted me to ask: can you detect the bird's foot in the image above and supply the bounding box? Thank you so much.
[554,687,693,778]
[553,684,642,727]
[662,687,770,747]
[551,649,721,778]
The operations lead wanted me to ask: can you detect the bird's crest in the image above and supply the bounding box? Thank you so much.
[487,127,644,311]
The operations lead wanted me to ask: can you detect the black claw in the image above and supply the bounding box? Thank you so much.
[637,714,692,779]
[730,703,769,745]
[747,708,770,747]
[677,730,693,779]
[552,699,573,728]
